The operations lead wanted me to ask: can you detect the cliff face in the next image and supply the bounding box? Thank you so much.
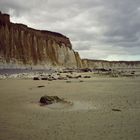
[82,59,140,69]
[0,11,140,70]
[0,11,82,69]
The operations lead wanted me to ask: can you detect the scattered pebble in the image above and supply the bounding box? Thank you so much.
[112,108,121,112]
[37,85,45,88]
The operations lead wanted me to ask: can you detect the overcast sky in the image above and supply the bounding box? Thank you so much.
[0,0,140,60]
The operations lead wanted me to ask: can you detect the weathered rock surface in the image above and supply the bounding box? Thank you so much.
[0,11,82,69]
[40,95,64,105]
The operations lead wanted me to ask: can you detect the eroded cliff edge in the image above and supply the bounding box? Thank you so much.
[0,11,82,69]
[0,11,140,70]
[82,59,140,69]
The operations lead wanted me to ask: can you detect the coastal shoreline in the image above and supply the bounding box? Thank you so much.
[0,72,140,140]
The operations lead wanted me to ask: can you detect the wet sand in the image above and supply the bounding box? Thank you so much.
[0,76,140,140]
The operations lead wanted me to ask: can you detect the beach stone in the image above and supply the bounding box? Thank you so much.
[41,77,48,80]
[40,95,64,105]
[81,68,92,72]
[51,77,57,80]
[75,75,82,79]
[33,77,40,80]
[66,75,73,78]
[58,77,67,80]
[37,85,45,88]
[112,108,121,112]
[131,71,135,74]
[66,75,81,79]
[84,76,91,78]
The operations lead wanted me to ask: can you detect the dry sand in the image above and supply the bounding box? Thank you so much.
[0,75,140,140]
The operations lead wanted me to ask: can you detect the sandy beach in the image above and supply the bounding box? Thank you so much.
[0,73,140,140]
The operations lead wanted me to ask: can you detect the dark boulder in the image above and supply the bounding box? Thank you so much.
[112,108,121,112]
[84,76,91,78]
[66,75,73,78]
[40,95,64,105]
[75,75,82,78]
[41,77,48,80]
[37,85,45,88]
[80,68,92,72]
[131,71,135,74]
[33,77,40,80]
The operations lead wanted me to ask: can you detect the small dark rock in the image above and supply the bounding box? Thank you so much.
[51,77,57,80]
[66,75,81,79]
[37,85,45,88]
[33,77,40,80]
[80,68,92,72]
[112,109,121,112]
[66,75,73,78]
[41,77,48,80]
[75,75,82,79]
[58,77,67,80]
[131,71,135,74]
[84,76,91,78]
